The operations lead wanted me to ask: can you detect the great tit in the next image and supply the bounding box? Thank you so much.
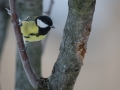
[5,8,54,43]
[21,16,55,43]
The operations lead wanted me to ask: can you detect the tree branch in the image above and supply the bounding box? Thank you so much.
[44,0,54,16]
[9,0,46,89]
[9,0,96,89]
[42,0,54,53]
[15,0,43,90]
[48,0,96,89]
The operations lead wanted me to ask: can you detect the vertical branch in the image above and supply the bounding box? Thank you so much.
[44,0,54,16]
[48,0,96,90]
[9,0,46,89]
[42,0,54,52]
[0,0,9,59]
[15,0,43,90]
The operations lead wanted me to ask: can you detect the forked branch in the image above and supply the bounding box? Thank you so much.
[9,0,96,90]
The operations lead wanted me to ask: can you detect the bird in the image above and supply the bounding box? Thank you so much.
[20,15,55,43]
[5,8,55,43]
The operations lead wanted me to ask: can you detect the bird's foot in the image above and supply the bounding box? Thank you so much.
[18,22,22,26]
[5,8,22,26]
[5,8,11,15]
[20,48,27,52]
[20,41,29,52]
[23,16,30,21]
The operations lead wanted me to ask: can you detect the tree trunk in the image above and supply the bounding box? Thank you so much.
[48,0,96,90]
[15,0,43,90]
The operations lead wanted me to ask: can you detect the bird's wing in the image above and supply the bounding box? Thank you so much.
[20,21,38,36]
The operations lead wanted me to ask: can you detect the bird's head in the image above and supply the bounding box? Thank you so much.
[35,16,55,29]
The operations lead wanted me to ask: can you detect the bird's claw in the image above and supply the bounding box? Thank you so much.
[23,16,30,21]
[5,8,23,26]
[18,22,22,26]
[5,8,11,15]
[20,47,27,52]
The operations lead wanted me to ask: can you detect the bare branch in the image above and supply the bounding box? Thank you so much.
[8,0,96,89]
[42,0,54,53]
[44,0,54,16]
[48,0,96,89]
[8,0,46,89]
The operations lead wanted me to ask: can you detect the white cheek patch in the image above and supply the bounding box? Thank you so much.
[37,19,48,28]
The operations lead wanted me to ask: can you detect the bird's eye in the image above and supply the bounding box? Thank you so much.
[44,21,47,23]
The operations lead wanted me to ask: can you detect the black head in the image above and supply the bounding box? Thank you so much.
[35,16,55,29]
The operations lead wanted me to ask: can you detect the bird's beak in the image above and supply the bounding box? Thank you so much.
[50,26,55,29]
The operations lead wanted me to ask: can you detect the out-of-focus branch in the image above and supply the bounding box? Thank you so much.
[44,0,54,16]
[0,0,10,89]
[0,8,9,90]
[0,0,9,62]
[9,0,46,89]
[42,0,54,52]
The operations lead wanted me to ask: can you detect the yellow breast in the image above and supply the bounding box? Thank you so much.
[20,21,46,42]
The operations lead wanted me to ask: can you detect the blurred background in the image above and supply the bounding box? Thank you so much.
[1,0,120,90]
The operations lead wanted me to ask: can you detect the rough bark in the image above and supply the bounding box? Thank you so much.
[15,0,43,90]
[48,0,96,90]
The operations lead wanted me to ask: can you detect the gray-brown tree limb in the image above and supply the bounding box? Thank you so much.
[9,0,96,90]
[48,0,96,89]
[15,0,43,90]
[9,0,45,90]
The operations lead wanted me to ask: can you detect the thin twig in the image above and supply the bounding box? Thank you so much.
[44,0,54,16]
[9,0,46,89]
[42,0,54,52]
